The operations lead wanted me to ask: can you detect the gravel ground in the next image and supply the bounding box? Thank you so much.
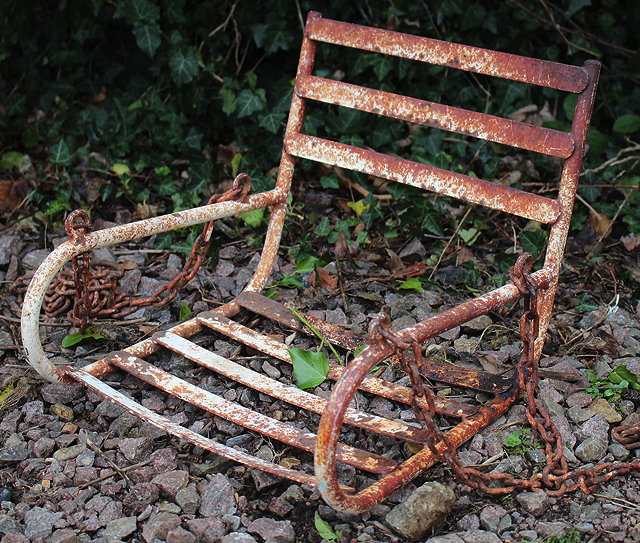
[1,221,639,543]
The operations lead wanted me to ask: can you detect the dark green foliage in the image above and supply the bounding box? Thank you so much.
[0,0,638,236]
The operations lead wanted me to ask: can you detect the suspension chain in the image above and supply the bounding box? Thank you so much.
[66,173,252,330]
[370,253,640,496]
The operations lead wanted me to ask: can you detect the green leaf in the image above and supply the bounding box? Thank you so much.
[314,511,339,541]
[238,208,265,228]
[290,348,329,389]
[274,275,304,288]
[133,23,161,57]
[320,175,339,189]
[563,94,578,121]
[400,277,423,292]
[111,163,131,176]
[179,302,192,321]
[567,0,590,16]
[0,151,28,171]
[421,213,444,236]
[219,88,236,115]
[610,365,640,392]
[574,293,598,313]
[613,114,640,134]
[114,0,160,22]
[295,254,319,274]
[235,89,265,118]
[184,127,203,150]
[353,344,368,356]
[503,430,523,449]
[521,228,547,258]
[169,50,199,86]
[458,228,479,245]
[62,331,104,348]
[49,139,72,166]
[259,111,285,133]
[315,217,331,237]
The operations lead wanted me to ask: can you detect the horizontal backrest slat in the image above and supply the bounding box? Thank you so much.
[296,75,575,158]
[307,18,588,93]
[285,133,560,224]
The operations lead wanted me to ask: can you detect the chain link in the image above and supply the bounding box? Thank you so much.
[34,174,252,331]
[371,252,640,496]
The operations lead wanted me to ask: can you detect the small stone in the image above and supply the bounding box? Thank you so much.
[567,406,594,423]
[516,491,551,517]
[176,485,200,515]
[453,337,479,354]
[325,308,348,326]
[425,536,464,543]
[23,506,63,540]
[103,516,137,540]
[280,485,305,504]
[458,531,501,543]
[399,238,426,258]
[575,436,608,463]
[151,470,189,500]
[122,482,159,515]
[49,529,78,543]
[221,534,257,543]
[199,474,237,517]
[53,444,86,462]
[22,249,50,269]
[0,445,28,463]
[151,448,178,472]
[250,469,281,491]
[609,442,630,460]
[166,527,196,543]
[186,518,227,543]
[141,512,181,543]
[462,315,492,331]
[518,530,538,541]
[0,513,23,535]
[50,404,74,422]
[536,521,570,537]
[385,482,456,541]
[479,505,507,532]
[566,392,594,408]
[40,384,84,404]
[0,534,29,543]
[589,398,623,423]
[247,518,295,543]
[456,514,480,531]
[118,437,152,463]
[32,437,56,458]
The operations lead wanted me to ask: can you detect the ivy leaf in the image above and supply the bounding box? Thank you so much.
[259,111,285,133]
[114,0,160,22]
[238,208,265,228]
[613,114,640,134]
[400,277,423,292]
[179,302,192,321]
[236,89,265,118]
[609,365,640,392]
[49,139,72,166]
[314,511,340,541]
[421,212,444,236]
[274,275,304,288]
[184,127,203,150]
[169,50,199,86]
[219,88,236,115]
[62,330,105,348]
[133,23,161,57]
[289,348,329,389]
[521,228,548,258]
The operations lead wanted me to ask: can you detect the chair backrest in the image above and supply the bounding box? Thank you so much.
[272,12,600,355]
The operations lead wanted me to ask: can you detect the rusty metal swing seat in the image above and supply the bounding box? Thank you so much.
[22,13,602,513]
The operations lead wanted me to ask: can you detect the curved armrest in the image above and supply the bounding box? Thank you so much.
[21,188,285,383]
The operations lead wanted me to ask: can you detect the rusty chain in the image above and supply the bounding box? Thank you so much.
[14,174,252,330]
[371,253,640,496]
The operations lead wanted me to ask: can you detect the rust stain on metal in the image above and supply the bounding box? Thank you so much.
[285,133,561,224]
[306,16,589,93]
[296,75,575,158]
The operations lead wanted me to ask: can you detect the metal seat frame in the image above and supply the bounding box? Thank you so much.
[21,12,599,513]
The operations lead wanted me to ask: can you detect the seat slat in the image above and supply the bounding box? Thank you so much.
[307,17,588,93]
[105,351,397,474]
[197,312,477,419]
[296,75,574,159]
[153,331,429,444]
[70,368,319,485]
[285,133,560,223]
